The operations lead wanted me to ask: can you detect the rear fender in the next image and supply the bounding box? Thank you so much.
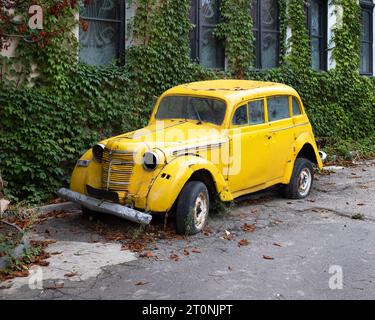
[282,133,323,184]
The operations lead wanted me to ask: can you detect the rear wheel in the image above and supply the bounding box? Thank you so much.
[283,158,314,199]
[176,181,209,235]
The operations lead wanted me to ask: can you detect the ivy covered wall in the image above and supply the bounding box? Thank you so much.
[0,0,374,202]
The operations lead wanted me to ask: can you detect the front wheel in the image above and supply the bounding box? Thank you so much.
[176,181,209,235]
[282,158,314,199]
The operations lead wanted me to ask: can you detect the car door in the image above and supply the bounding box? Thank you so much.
[227,98,269,193]
[265,95,295,182]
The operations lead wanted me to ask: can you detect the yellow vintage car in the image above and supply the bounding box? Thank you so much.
[58,80,326,235]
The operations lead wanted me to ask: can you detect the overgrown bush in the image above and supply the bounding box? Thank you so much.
[0,64,142,203]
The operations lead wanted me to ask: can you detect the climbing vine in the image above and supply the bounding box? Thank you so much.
[332,0,361,73]
[126,0,215,101]
[215,0,254,78]
[285,0,311,70]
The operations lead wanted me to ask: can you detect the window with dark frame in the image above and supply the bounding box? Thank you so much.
[232,105,248,126]
[360,0,374,75]
[79,0,125,66]
[189,0,225,69]
[306,0,328,71]
[267,96,290,122]
[252,0,280,69]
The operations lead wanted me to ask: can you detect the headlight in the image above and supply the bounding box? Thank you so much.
[92,144,105,163]
[143,151,159,171]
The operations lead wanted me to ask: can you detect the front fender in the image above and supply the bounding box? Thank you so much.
[282,132,323,184]
[146,155,233,213]
[70,149,102,194]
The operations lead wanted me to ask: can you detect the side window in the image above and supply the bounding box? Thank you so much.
[292,97,302,116]
[267,96,290,122]
[248,100,265,125]
[232,105,248,125]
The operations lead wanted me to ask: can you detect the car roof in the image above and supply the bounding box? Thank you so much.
[163,80,298,104]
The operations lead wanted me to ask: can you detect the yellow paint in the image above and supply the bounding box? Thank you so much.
[69,80,322,213]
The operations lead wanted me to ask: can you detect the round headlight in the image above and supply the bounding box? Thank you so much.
[143,151,159,170]
[92,144,105,163]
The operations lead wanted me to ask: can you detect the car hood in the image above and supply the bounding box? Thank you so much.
[103,120,227,156]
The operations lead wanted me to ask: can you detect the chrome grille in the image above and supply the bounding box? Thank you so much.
[102,149,134,192]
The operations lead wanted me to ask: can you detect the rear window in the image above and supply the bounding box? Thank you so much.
[267,96,290,122]
[249,100,265,125]
[292,97,302,116]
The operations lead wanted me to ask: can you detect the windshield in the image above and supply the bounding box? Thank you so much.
[155,95,227,125]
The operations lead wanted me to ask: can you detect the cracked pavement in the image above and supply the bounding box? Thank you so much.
[1,160,375,300]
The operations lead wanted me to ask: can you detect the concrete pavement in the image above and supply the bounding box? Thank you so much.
[1,160,375,299]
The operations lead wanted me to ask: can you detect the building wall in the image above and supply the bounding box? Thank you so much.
[1,1,374,76]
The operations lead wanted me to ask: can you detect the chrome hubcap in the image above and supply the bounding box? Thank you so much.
[194,192,208,230]
[298,168,312,197]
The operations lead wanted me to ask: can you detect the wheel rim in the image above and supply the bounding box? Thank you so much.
[298,168,312,197]
[194,192,208,230]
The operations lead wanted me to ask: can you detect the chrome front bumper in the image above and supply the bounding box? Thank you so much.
[57,188,152,225]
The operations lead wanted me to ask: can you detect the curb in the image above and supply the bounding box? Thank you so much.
[38,201,79,214]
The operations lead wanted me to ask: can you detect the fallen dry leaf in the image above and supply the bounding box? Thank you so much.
[242,223,255,233]
[357,203,365,206]
[45,283,64,290]
[50,251,62,255]
[135,281,148,286]
[64,272,78,278]
[263,255,274,260]
[37,260,50,267]
[191,248,201,253]
[122,241,145,253]
[238,239,250,246]
[228,266,234,271]
[183,249,190,256]
[170,253,180,261]
[139,251,154,258]
[50,198,63,204]
[203,228,213,236]
[12,270,29,278]
[273,243,282,247]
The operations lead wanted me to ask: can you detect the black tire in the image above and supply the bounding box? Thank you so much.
[176,181,210,235]
[282,158,314,199]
